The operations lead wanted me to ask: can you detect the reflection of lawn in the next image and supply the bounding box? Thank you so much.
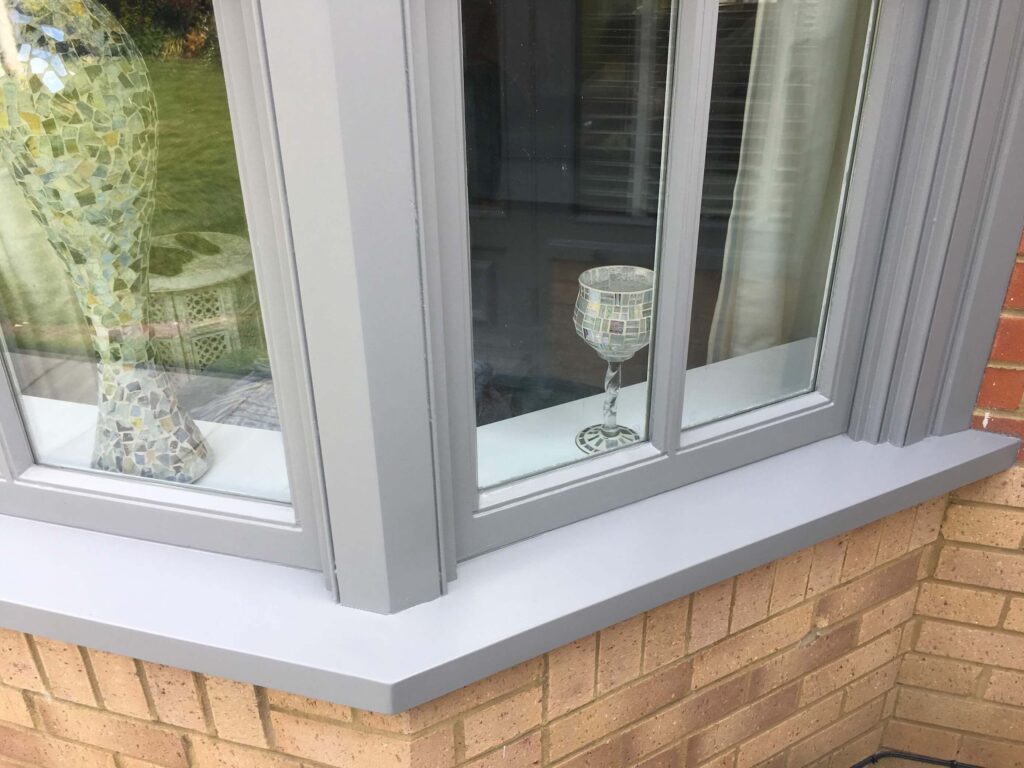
[5,58,257,370]
[148,58,248,238]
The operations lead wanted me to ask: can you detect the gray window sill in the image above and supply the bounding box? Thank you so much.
[0,429,1015,714]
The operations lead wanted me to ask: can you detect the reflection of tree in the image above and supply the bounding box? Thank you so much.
[97,0,216,58]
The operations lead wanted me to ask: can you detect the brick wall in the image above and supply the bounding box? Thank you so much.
[1,248,1023,768]
[0,500,945,768]
[879,230,1024,768]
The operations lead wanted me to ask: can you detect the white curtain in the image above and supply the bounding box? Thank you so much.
[707,0,872,362]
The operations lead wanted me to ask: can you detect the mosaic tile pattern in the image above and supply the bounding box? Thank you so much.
[573,265,655,455]
[573,265,655,363]
[0,0,210,482]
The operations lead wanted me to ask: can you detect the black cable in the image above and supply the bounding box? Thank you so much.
[849,750,986,768]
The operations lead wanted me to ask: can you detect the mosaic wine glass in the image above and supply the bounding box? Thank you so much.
[573,265,655,454]
[0,0,210,482]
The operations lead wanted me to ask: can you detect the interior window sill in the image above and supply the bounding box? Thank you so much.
[0,429,1015,714]
[478,338,816,488]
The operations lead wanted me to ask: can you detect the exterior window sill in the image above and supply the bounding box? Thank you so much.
[0,429,1015,714]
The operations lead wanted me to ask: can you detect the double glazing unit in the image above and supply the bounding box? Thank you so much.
[0,0,1020,615]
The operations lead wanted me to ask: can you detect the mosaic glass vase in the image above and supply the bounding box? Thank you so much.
[0,0,210,482]
[573,265,655,454]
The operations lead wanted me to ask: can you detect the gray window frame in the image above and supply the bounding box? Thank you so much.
[406,0,1024,562]
[0,0,335,572]
[0,0,1020,622]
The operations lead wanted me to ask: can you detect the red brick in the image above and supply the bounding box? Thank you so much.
[1005,260,1024,309]
[973,413,1024,460]
[977,367,1024,409]
[991,315,1024,362]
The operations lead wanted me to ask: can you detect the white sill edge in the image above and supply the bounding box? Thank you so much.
[0,429,1015,714]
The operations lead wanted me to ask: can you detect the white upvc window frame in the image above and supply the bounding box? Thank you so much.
[0,0,1020,630]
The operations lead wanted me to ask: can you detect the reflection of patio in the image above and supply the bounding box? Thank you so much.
[10,351,279,431]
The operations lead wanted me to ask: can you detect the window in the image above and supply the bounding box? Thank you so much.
[0,0,1020,626]
[428,0,884,557]
[0,0,327,569]
[0,0,287,501]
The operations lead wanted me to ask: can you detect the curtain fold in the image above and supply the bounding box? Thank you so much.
[707,0,871,363]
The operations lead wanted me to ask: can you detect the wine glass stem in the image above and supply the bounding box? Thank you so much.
[603,361,622,434]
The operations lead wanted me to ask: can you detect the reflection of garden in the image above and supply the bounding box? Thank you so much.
[0,5,278,429]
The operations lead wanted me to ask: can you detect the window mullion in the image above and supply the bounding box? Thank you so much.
[646,0,719,454]
[406,0,479,580]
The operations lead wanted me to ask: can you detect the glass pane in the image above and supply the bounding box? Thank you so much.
[463,0,674,487]
[683,0,874,429]
[0,0,290,503]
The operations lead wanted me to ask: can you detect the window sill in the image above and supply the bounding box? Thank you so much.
[477,339,816,488]
[0,429,1015,714]
[21,395,292,508]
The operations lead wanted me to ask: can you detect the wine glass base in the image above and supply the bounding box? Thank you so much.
[575,424,641,455]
